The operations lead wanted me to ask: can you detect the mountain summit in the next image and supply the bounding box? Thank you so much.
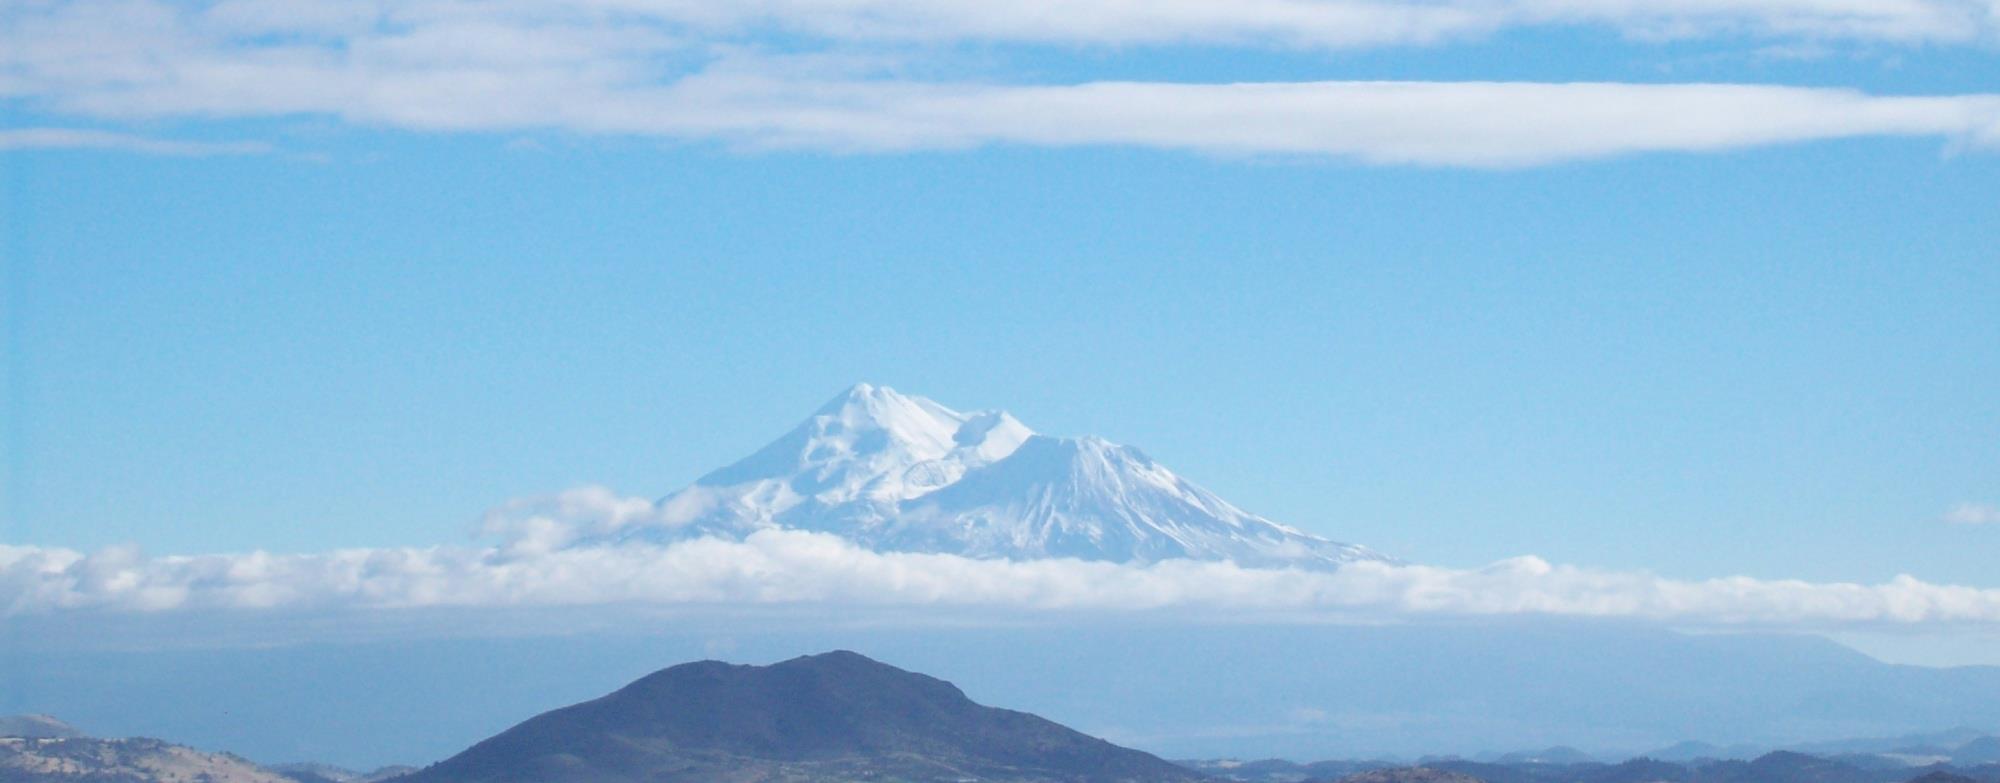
[627,384,1386,568]
[392,651,1204,783]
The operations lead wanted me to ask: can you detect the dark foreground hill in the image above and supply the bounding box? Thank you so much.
[392,650,1205,783]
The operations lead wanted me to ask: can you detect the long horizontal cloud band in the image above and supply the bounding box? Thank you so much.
[652,0,2000,45]
[6,530,2000,628]
[654,80,2000,166]
[12,81,2000,167]
[6,0,2000,166]
[12,0,2000,50]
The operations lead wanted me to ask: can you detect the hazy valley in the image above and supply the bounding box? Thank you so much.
[9,652,2000,783]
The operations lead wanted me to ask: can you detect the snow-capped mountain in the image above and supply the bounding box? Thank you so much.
[628,383,1388,568]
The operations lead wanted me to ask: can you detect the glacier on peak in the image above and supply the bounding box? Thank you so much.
[624,383,1389,569]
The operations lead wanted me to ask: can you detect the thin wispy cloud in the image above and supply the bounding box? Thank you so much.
[688,0,2000,46]
[1945,502,2000,525]
[34,0,2000,51]
[0,128,269,156]
[7,487,2000,629]
[4,0,1999,166]
[642,80,2000,166]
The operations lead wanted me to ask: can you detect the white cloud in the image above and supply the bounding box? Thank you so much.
[21,0,1999,55]
[479,485,669,555]
[7,490,2000,628]
[653,80,2000,167]
[0,127,269,155]
[3,0,1999,166]
[736,0,2000,46]
[1945,502,2000,525]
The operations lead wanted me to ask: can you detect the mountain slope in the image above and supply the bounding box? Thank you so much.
[628,383,1384,568]
[893,434,1379,566]
[1954,738,2000,765]
[393,650,1205,783]
[0,735,294,783]
[0,715,83,739]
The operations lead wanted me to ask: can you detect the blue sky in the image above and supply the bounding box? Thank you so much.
[3,0,2000,658]
[11,132,1998,581]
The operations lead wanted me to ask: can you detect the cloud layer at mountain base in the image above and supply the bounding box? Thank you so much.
[6,488,2000,629]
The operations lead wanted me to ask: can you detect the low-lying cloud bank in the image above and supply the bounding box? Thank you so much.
[6,0,2000,165]
[6,489,2000,629]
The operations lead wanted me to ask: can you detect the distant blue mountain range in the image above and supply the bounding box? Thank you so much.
[7,621,2000,769]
